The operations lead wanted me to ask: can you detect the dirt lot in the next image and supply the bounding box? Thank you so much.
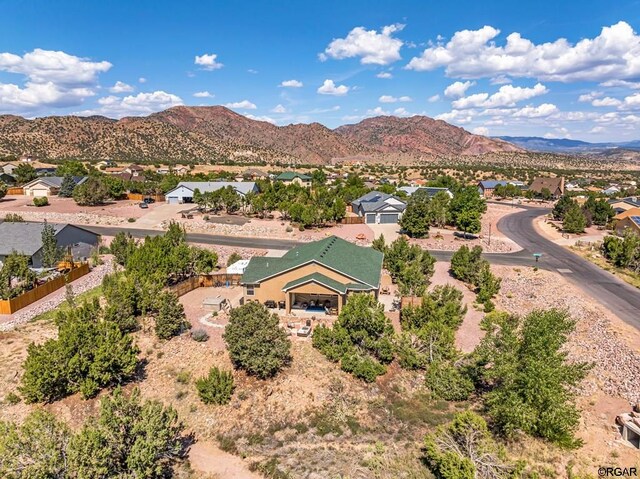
[0,196,159,226]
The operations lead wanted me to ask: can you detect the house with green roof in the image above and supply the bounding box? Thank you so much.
[241,236,383,314]
[275,171,312,188]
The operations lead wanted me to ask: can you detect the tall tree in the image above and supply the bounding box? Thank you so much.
[13,163,37,184]
[40,220,61,268]
[58,174,77,197]
[563,204,586,234]
[476,309,590,448]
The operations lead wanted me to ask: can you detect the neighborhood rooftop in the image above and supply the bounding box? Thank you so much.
[0,222,72,256]
[169,181,257,195]
[242,235,383,289]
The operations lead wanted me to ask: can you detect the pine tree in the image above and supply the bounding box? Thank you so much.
[58,174,77,197]
[40,220,60,268]
[563,204,587,233]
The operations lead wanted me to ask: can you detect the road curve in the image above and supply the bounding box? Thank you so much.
[498,208,640,328]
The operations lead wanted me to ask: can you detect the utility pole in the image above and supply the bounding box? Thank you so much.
[488,223,492,247]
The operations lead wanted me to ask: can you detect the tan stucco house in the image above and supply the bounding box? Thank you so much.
[241,236,383,314]
[276,171,312,188]
[22,176,87,197]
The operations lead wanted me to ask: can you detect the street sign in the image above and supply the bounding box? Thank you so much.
[533,253,542,262]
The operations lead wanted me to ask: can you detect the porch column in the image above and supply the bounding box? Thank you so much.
[285,292,291,313]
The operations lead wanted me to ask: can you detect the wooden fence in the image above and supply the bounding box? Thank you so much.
[0,263,90,315]
[165,273,243,297]
[6,187,24,195]
[400,296,422,310]
[340,216,365,225]
[126,193,165,202]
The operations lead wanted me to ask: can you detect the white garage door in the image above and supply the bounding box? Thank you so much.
[33,190,48,198]
[365,213,376,224]
[379,213,399,224]
[167,196,179,204]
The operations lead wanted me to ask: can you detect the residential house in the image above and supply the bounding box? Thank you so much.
[477,180,525,198]
[241,236,383,314]
[242,168,270,180]
[615,216,640,236]
[0,222,100,268]
[96,160,117,169]
[351,191,406,224]
[602,186,621,196]
[165,181,258,204]
[529,177,565,198]
[19,153,36,163]
[398,186,453,198]
[276,171,312,188]
[613,207,640,222]
[35,167,56,176]
[0,173,16,185]
[124,164,145,177]
[22,176,87,197]
[608,197,640,214]
[1,163,18,175]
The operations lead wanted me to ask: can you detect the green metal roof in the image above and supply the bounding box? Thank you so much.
[242,236,383,288]
[276,171,311,181]
[283,272,349,293]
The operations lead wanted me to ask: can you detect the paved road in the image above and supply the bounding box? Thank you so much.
[79,224,301,250]
[498,208,640,328]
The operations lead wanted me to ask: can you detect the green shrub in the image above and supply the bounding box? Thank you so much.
[196,367,234,405]
[223,302,291,379]
[4,391,21,405]
[3,213,24,222]
[226,252,242,266]
[154,291,190,340]
[191,328,209,342]
[33,196,49,207]
[425,362,474,401]
[340,352,386,383]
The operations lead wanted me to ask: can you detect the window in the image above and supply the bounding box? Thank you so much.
[246,285,255,296]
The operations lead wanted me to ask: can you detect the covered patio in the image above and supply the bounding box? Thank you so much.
[283,273,346,314]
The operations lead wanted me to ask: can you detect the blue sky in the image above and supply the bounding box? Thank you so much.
[1,0,640,141]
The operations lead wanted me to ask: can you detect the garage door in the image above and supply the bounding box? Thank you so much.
[34,190,48,198]
[167,196,179,204]
[365,213,376,224]
[379,213,399,224]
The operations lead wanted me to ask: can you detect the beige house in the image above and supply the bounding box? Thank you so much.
[22,176,87,197]
[241,236,383,314]
[276,171,312,188]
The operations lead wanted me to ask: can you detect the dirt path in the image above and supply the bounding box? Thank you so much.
[430,262,484,353]
[188,441,262,479]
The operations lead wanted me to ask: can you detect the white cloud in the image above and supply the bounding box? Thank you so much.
[280,79,303,88]
[444,80,475,98]
[428,94,440,102]
[378,95,412,103]
[452,83,547,109]
[193,91,214,98]
[317,79,350,96]
[512,103,558,118]
[321,24,405,65]
[406,22,640,83]
[623,92,640,109]
[194,53,224,71]
[138,77,147,83]
[109,81,134,93]
[600,79,640,89]
[376,72,393,79]
[578,91,603,102]
[77,90,183,118]
[490,75,512,85]
[590,126,605,133]
[247,69,258,74]
[592,97,622,107]
[472,126,489,135]
[246,114,276,124]
[224,100,257,109]
[366,106,390,116]
[271,104,287,113]
[393,107,411,116]
[0,48,111,113]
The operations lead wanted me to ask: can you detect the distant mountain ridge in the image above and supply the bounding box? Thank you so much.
[0,106,520,164]
[497,136,640,153]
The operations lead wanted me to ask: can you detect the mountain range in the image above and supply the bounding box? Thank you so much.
[0,106,520,164]
[497,136,640,153]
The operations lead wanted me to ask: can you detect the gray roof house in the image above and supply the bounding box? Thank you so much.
[0,222,100,268]
[22,176,87,197]
[398,186,453,198]
[1,163,18,175]
[351,191,406,224]
[165,181,258,204]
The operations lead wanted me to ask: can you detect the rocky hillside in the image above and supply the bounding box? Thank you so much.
[335,115,520,156]
[0,106,519,164]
